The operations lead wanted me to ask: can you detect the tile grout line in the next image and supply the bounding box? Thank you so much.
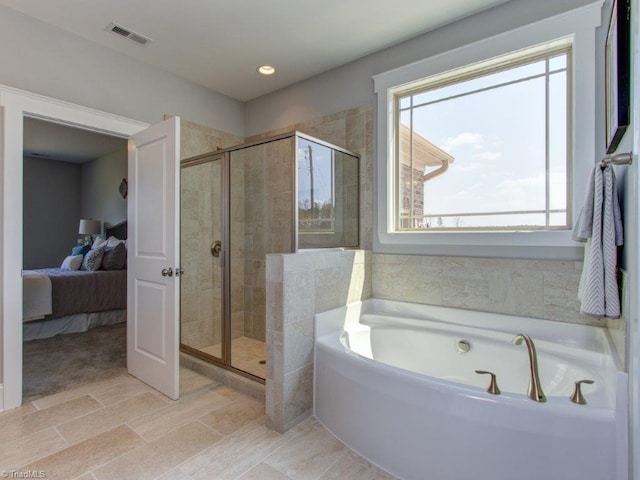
[312,448,350,480]
[9,426,70,471]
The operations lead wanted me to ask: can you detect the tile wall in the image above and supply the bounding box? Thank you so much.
[372,254,597,325]
[246,105,374,251]
[181,161,222,349]
[265,250,371,432]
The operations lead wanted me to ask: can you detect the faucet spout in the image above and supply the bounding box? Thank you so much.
[512,333,546,403]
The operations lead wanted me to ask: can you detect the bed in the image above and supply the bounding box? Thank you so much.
[23,221,128,341]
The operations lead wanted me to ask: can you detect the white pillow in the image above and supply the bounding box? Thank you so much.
[92,236,106,249]
[106,236,124,248]
[61,254,83,271]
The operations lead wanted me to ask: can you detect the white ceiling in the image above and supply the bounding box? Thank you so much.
[24,117,127,164]
[0,0,509,101]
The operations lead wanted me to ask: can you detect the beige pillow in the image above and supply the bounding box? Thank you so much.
[61,254,83,271]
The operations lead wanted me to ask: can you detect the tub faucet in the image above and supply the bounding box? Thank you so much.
[512,333,546,403]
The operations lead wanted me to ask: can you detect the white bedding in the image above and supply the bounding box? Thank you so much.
[22,270,52,321]
[23,310,126,341]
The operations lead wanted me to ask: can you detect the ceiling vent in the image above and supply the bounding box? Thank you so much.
[106,22,152,46]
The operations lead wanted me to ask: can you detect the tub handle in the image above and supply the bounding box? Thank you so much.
[475,370,501,395]
[570,379,594,405]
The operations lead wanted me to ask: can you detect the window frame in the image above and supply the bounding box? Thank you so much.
[392,42,573,232]
[373,2,603,259]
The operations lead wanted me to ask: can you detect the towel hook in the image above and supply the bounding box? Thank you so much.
[601,151,633,168]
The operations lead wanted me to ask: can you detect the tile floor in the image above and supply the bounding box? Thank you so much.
[200,336,266,379]
[0,368,398,480]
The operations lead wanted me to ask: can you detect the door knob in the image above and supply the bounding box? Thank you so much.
[161,267,173,277]
[211,241,222,257]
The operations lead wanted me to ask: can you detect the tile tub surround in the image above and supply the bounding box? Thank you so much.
[373,254,596,325]
[373,253,627,369]
[265,249,371,432]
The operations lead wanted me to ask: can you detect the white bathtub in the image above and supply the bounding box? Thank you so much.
[314,299,628,480]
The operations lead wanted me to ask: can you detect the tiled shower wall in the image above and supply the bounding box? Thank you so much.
[181,161,222,349]
[246,105,374,251]
[266,249,371,432]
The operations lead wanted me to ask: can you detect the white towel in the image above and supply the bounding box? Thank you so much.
[572,164,623,318]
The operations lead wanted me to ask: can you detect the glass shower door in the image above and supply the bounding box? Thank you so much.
[180,155,225,364]
[229,137,295,379]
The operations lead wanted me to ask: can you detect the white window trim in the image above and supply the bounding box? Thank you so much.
[373,1,604,260]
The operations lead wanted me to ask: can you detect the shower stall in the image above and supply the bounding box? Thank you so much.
[180,132,359,381]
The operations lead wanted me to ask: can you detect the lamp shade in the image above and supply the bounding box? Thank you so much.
[78,219,101,235]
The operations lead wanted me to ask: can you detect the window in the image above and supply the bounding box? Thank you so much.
[373,3,603,257]
[394,42,571,231]
[298,138,335,232]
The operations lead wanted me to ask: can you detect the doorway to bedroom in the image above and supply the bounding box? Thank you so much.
[21,117,129,402]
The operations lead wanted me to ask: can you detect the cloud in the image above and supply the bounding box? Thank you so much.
[473,152,501,161]
[497,176,545,189]
[453,163,484,173]
[480,171,510,178]
[440,132,484,152]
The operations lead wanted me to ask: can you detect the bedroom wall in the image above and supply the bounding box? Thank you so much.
[80,147,128,233]
[23,156,81,269]
[0,5,244,137]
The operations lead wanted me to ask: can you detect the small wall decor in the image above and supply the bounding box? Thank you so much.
[119,178,128,199]
[605,0,631,154]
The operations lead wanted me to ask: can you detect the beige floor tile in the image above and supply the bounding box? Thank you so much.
[32,374,137,410]
[179,369,217,396]
[155,469,192,480]
[23,425,145,480]
[198,395,265,435]
[179,420,296,480]
[0,395,102,438]
[0,427,68,470]
[93,421,222,480]
[3,375,398,480]
[238,462,293,480]
[56,392,168,444]
[75,473,98,480]
[264,420,347,480]
[318,451,399,480]
[213,385,251,401]
[0,402,37,420]
[75,474,98,480]
[91,380,157,406]
[129,389,231,441]
[201,336,266,378]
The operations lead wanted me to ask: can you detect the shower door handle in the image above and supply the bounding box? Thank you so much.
[211,241,222,257]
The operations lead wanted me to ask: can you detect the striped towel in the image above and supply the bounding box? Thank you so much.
[572,164,623,318]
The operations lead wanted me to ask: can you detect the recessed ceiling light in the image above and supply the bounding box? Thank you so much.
[257,65,276,75]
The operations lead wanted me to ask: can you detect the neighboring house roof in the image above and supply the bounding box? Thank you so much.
[399,123,455,171]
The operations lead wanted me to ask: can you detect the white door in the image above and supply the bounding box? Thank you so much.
[127,116,181,400]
